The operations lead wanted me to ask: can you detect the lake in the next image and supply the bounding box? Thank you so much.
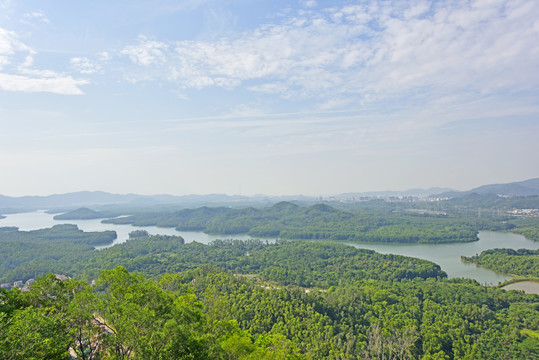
[501,281,539,295]
[1,211,538,285]
[345,231,539,285]
[0,211,260,248]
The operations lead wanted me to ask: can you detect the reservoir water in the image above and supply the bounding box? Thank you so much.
[0,211,258,247]
[345,231,539,285]
[1,211,538,285]
[500,281,539,295]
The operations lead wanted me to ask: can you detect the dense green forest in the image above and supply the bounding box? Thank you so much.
[506,218,539,241]
[1,227,538,359]
[96,198,539,243]
[50,194,539,244]
[462,249,539,277]
[0,226,443,284]
[1,265,538,359]
[0,225,117,282]
[53,207,105,220]
[102,202,484,243]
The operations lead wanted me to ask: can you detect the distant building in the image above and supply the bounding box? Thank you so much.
[0,283,12,290]
[510,208,539,217]
[13,281,23,288]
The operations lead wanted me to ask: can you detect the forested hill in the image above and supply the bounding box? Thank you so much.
[53,207,105,220]
[462,248,539,277]
[102,201,481,243]
[0,224,445,284]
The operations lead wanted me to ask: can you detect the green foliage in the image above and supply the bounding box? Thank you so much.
[0,225,117,282]
[444,193,539,210]
[0,226,18,232]
[76,238,446,285]
[93,267,208,359]
[103,202,485,244]
[507,218,539,241]
[0,225,445,284]
[1,264,537,360]
[98,196,539,243]
[0,305,71,359]
[1,208,538,359]
[462,248,539,277]
[128,229,150,239]
[53,208,106,220]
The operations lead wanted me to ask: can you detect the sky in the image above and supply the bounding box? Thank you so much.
[0,0,538,197]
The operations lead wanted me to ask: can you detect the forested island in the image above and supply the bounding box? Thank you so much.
[0,225,117,282]
[462,248,539,278]
[96,198,539,244]
[53,207,105,220]
[101,202,482,243]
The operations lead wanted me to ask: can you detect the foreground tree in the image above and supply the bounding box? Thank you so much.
[94,267,209,359]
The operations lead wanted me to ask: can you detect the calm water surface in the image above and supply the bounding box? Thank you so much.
[345,231,539,285]
[1,211,538,285]
[0,211,260,247]
[501,281,539,295]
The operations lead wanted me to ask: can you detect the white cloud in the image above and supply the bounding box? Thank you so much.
[23,10,51,25]
[120,36,168,66]
[70,57,101,74]
[116,0,539,106]
[0,73,88,94]
[301,1,317,8]
[0,0,14,22]
[0,27,88,94]
[99,52,111,61]
[0,27,31,70]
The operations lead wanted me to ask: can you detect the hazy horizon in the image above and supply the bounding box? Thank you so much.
[1,1,538,197]
[2,177,538,198]
[1,187,456,198]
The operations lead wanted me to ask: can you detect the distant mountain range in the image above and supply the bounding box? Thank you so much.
[0,191,253,212]
[0,178,537,212]
[333,187,454,199]
[438,178,539,198]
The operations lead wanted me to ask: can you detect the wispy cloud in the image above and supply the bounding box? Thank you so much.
[114,0,538,107]
[22,10,51,25]
[0,28,30,70]
[0,27,88,94]
[301,1,317,9]
[0,0,14,22]
[0,73,88,94]
[120,35,169,66]
[109,0,539,116]
[70,57,102,75]
[0,0,536,195]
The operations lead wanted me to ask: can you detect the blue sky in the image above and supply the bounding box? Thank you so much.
[0,0,538,196]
